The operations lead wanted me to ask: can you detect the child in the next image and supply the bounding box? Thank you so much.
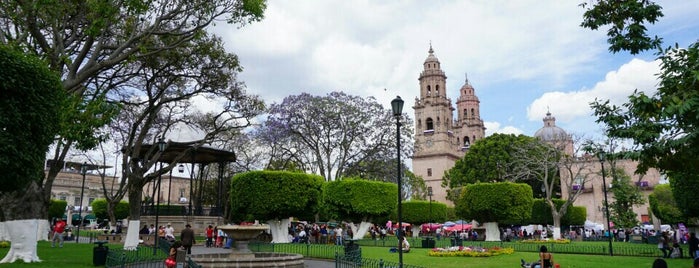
[165,241,182,268]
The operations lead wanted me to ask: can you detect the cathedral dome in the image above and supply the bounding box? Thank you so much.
[534,112,568,141]
[424,45,439,64]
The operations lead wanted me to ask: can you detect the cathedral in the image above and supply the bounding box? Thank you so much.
[411,46,486,204]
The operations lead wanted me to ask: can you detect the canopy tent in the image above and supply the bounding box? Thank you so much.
[421,223,442,233]
[84,214,96,220]
[392,222,411,228]
[445,224,472,232]
[443,221,456,227]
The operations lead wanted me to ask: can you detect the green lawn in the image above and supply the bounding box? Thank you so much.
[0,241,695,268]
[360,246,693,268]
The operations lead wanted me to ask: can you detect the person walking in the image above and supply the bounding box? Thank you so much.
[51,218,67,248]
[689,232,699,259]
[180,224,196,254]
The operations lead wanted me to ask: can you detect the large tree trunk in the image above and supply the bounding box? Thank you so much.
[268,219,291,243]
[483,222,501,242]
[123,184,144,249]
[348,221,372,240]
[0,182,47,263]
[552,214,562,240]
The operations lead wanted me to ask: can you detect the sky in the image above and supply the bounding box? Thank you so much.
[211,0,699,140]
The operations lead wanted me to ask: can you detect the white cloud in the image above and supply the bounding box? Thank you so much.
[485,121,524,136]
[526,58,661,123]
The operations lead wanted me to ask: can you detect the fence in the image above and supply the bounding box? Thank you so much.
[335,253,425,268]
[105,237,201,268]
[354,237,667,258]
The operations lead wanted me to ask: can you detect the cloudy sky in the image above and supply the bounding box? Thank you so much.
[211,0,699,139]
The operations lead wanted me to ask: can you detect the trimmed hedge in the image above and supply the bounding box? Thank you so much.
[324,178,397,223]
[456,182,533,225]
[402,200,448,224]
[91,199,129,220]
[230,170,324,222]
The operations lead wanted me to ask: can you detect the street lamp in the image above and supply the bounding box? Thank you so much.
[76,162,88,243]
[427,186,433,235]
[597,151,613,256]
[391,95,404,268]
[153,138,166,255]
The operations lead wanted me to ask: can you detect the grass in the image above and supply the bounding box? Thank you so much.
[0,240,695,268]
[360,246,693,268]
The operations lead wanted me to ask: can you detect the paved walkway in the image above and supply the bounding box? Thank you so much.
[190,245,335,268]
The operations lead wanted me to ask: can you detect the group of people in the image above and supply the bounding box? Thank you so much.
[289,223,348,245]
[162,223,196,268]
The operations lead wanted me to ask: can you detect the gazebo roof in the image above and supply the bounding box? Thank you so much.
[137,141,236,164]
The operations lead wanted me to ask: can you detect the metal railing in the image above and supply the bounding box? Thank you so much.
[335,252,425,268]
[105,238,202,268]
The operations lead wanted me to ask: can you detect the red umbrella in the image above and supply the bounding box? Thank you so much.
[421,223,442,233]
[393,222,412,228]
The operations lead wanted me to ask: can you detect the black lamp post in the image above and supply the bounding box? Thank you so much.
[427,186,433,235]
[76,162,88,243]
[597,151,614,256]
[391,96,404,268]
[153,138,166,255]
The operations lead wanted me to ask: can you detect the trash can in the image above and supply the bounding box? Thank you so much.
[422,237,436,248]
[93,241,108,266]
[344,240,361,262]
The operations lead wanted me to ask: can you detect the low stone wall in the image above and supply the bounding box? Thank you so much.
[191,253,304,268]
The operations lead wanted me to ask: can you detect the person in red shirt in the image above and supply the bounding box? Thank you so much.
[205,225,214,247]
[52,218,67,248]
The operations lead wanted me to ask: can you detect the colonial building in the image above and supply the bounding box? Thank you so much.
[534,112,661,227]
[411,45,486,204]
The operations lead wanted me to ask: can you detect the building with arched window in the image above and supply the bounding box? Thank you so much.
[412,45,486,204]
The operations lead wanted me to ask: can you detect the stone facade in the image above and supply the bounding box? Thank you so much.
[412,45,486,204]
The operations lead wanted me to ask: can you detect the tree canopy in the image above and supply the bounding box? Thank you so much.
[91,199,129,220]
[444,134,541,200]
[456,182,533,225]
[323,178,397,223]
[402,200,448,225]
[230,171,324,222]
[648,184,684,224]
[0,46,65,194]
[261,92,413,181]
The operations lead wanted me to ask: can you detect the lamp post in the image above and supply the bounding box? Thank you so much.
[597,151,614,256]
[427,186,433,235]
[153,138,166,255]
[76,162,88,243]
[391,96,404,268]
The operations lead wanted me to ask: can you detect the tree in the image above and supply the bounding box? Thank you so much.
[262,92,414,181]
[608,167,645,228]
[402,201,448,237]
[510,135,596,239]
[324,178,398,240]
[648,184,684,224]
[48,200,68,221]
[91,199,129,221]
[443,134,543,201]
[584,1,699,219]
[0,0,266,259]
[666,172,699,221]
[230,171,324,243]
[530,199,586,226]
[0,46,65,263]
[456,182,533,241]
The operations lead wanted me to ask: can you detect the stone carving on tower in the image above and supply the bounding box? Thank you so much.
[412,45,486,204]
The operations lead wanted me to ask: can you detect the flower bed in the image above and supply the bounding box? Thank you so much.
[519,239,571,244]
[428,246,514,257]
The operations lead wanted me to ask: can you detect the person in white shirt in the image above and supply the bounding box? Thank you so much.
[335,226,343,245]
[165,224,175,241]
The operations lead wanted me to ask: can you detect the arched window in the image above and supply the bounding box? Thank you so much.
[463,109,467,117]
[470,108,475,117]
[436,85,440,96]
[426,118,434,130]
[427,85,431,96]
[457,137,460,144]
[463,136,470,147]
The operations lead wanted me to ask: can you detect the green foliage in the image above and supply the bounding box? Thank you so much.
[444,134,546,201]
[230,171,324,222]
[608,168,645,228]
[669,172,699,218]
[562,206,587,226]
[456,182,533,224]
[446,206,457,220]
[530,199,586,226]
[580,0,664,54]
[648,184,683,224]
[0,46,65,192]
[91,199,129,220]
[324,178,398,223]
[401,201,448,224]
[49,200,68,220]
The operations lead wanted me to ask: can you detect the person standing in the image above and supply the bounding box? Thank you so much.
[51,218,67,248]
[180,224,195,254]
[659,232,669,258]
[335,225,343,245]
[205,225,214,247]
[689,232,699,259]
